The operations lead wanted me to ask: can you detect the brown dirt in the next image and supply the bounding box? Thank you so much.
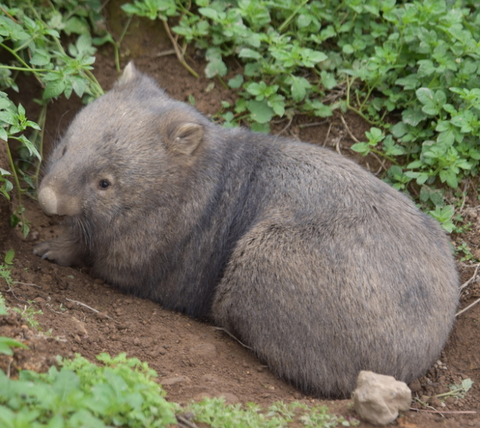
[1,18,480,428]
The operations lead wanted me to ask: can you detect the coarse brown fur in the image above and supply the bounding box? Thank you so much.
[34,63,459,398]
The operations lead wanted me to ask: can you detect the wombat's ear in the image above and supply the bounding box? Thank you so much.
[118,62,140,86]
[166,121,204,156]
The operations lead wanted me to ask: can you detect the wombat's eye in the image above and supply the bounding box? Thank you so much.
[98,179,111,190]
[61,146,67,156]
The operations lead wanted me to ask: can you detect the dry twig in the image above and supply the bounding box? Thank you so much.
[45,304,67,315]
[0,6,17,22]
[458,180,470,214]
[6,287,29,304]
[460,263,480,291]
[177,415,200,428]
[340,114,360,143]
[13,282,41,288]
[299,119,329,128]
[456,297,480,318]
[65,298,114,320]
[154,49,176,58]
[410,407,476,415]
[161,20,199,78]
[214,327,253,350]
[277,116,294,136]
[324,122,333,147]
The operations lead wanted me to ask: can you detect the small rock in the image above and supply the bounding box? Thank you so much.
[147,346,166,357]
[445,397,455,406]
[408,378,421,393]
[218,392,240,403]
[178,412,195,422]
[95,312,109,320]
[194,392,212,401]
[353,371,411,426]
[160,375,191,386]
[28,231,40,242]
[429,397,442,409]
[420,395,430,404]
[190,343,217,359]
[71,317,88,336]
[200,374,219,383]
[65,301,75,310]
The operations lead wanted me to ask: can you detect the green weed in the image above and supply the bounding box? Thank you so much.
[0,249,30,356]
[0,250,13,318]
[187,397,358,427]
[0,336,28,356]
[0,0,106,236]
[0,249,14,291]
[435,378,474,400]
[12,303,43,330]
[121,0,480,219]
[454,241,478,262]
[428,205,456,233]
[0,293,5,316]
[0,249,44,329]
[0,353,178,428]
[0,351,360,427]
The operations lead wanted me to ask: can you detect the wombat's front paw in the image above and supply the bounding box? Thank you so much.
[33,239,83,267]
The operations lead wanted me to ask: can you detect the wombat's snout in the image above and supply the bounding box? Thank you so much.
[38,183,81,216]
[38,186,59,215]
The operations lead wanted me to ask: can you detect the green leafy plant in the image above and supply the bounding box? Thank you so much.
[0,293,5,316]
[0,0,106,236]
[435,378,474,400]
[123,0,335,132]
[12,302,43,330]
[0,351,362,427]
[0,249,14,291]
[318,0,480,194]
[0,249,43,329]
[428,205,456,233]
[120,0,480,220]
[0,250,14,318]
[0,336,28,356]
[454,241,478,262]
[187,397,358,427]
[0,353,178,428]
[0,247,15,357]
[0,249,30,356]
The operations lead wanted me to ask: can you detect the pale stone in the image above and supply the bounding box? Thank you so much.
[190,343,217,358]
[217,392,240,403]
[160,375,191,386]
[352,371,411,426]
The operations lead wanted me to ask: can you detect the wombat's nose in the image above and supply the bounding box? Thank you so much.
[38,186,58,215]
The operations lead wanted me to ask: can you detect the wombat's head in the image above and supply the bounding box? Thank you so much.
[38,62,210,223]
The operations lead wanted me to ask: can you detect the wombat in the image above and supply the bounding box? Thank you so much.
[34,62,459,398]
